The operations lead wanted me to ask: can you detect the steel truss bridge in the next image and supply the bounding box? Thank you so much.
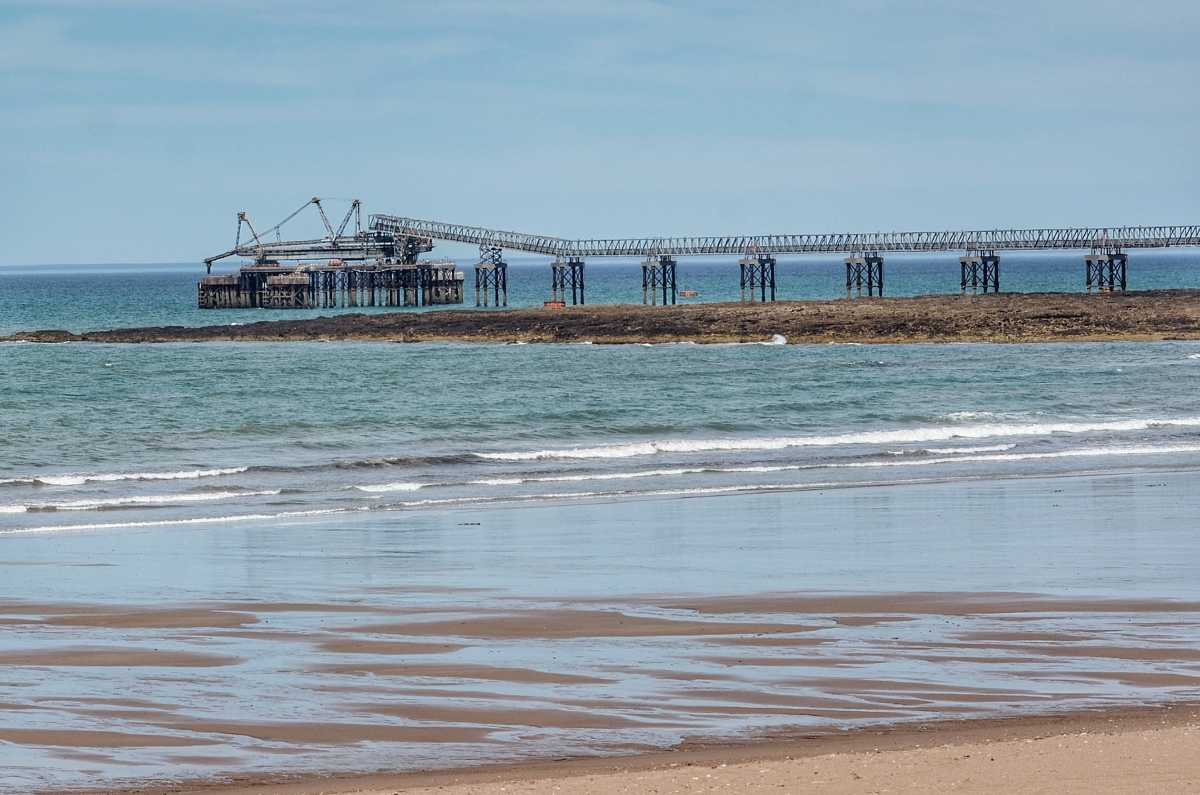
[205,198,1200,268]
[367,215,1200,258]
[202,200,1200,304]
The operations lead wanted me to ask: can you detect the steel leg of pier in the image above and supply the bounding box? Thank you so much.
[551,261,565,304]
[982,254,1001,292]
[1086,252,1126,292]
[960,256,980,293]
[866,255,884,296]
[642,256,677,306]
[568,258,585,305]
[738,255,777,302]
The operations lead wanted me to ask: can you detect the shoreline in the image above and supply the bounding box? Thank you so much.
[69,701,1200,794]
[6,290,1200,345]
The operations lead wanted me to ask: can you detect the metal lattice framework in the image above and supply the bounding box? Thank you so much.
[369,215,569,256]
[205,199,395,271]
[370,215,1200,257]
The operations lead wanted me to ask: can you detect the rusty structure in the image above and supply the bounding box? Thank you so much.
[200,199,462,309]
[203,200,1200,308]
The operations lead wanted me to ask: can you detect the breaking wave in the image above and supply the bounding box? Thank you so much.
[472,418,1200,462]
[352,482,429,493]
[1,508,359,535]
[0,467,249,488]
[1,490,280,514]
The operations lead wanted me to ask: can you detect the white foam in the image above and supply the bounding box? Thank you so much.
[760,334,787,345]
[940,411,999,421]
[712,444,1200,475]
[859,444,1200,469]
[474,417,1200,462]
[1,508,351,536]
[25,467,249,487]
[467,442,1200,490]
[470,467,703,486]
[0,490,279,514]
[352,482,428,493]
[921,444,1017,455]
[398,482,857,509]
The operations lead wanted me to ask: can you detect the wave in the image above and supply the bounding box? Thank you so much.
[389,482,844,509]
[0,455,476,489]
[2,507,357,536]
[472,417,1200,462]
[0,467,249,488]
[455,443,1200,489]
[889,444,1018,455]
[247,453,476,475]
[15,443,1200,536]
[470,467,704,486]
[352,482,428,493]
[923,444,1017,454]
[940,411,1000,422]
[1,490,280,514]
[858,444,1200,469]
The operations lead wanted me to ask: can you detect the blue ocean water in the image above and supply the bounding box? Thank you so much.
[1,250,1197,335]
[3,332,1200,536]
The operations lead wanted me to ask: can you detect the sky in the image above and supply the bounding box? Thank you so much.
[2,0,1198,265]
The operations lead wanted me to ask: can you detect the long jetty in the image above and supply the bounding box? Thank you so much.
[200,198,1200,309]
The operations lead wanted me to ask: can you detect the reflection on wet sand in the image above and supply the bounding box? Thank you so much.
[3,467,1200,793]
[4,588,1200,793]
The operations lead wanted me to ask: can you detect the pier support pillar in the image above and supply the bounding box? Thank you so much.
[642,256,677,305]
[960,252,1000,293]
[738,254,777,302]
[1086,251,1127,292]
[550,257,586,305]
[475,245,508,307]
[845,254,884,297]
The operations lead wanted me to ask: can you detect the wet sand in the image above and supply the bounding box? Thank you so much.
[6,586,1200,793]
[6,290,1200,344]
[64,704,1200,794]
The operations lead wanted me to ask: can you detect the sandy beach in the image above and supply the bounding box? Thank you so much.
[114,704,1198,794]
[7,290,1200,345]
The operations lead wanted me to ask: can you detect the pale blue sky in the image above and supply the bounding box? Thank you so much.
[2,0,1198,265]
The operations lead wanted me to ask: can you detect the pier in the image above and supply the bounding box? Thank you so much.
[201,199,1200,309]
[199,261,464,309]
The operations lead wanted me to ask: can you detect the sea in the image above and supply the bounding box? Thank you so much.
[2,252,1200,532]
[3,254,1200,792]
